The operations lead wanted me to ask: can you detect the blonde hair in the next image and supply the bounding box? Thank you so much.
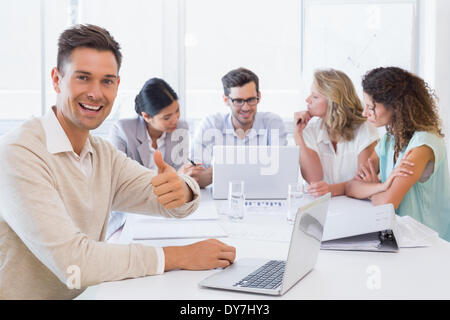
[313,69,366,141]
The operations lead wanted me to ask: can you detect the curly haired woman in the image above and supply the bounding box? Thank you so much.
[345,66,450,241]
[294,69,379,197]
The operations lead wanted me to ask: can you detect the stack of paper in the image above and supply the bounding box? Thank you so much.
[131,219,227,240]
[321,233,381,251]
[395,215,439,247]
[220,218,292,243]
[321,196,439,250]
[131,205,219,221]
[118,189,226,241]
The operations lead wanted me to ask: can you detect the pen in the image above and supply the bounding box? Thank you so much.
[188,158,197,166]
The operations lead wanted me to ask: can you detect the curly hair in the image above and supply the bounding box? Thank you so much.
[362,67,444,157]
[314,69,366,142]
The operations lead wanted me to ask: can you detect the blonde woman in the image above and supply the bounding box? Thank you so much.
[294,69,379,196]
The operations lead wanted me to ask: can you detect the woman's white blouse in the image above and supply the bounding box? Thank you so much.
[302,118,379,184]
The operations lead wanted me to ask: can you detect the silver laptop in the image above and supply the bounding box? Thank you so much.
[199,193,330,296]
[212,146,300,199]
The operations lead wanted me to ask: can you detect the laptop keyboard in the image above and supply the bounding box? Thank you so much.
[234,260,285,289]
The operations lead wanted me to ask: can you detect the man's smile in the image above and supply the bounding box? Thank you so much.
[78,102,104,113]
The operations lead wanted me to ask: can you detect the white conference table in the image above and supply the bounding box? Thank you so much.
[76,189,450,300]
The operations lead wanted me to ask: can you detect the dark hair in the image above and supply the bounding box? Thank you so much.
[135,78,179,117]
[362,66,443,156]
[57,24,122,74]
[221,67,259,96]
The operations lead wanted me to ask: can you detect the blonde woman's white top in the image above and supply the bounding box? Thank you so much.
[302,118,379,184]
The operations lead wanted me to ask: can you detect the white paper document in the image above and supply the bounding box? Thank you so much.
[322,196,395,242]
[395,215,439,247]
[321,233,381,251]
[220,216,292,243]
[127,200,219,222]
[131,219,228,240]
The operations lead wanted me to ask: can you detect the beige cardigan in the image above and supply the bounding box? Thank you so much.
[0,117,200,299]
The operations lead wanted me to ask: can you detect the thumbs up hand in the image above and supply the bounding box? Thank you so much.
[154,149,174,174]
[151,150,194,209]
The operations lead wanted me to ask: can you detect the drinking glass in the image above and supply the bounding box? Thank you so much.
[287,183,304,224]
[228,180,245,221]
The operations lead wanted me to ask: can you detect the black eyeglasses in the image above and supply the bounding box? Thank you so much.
[228,97,259,107]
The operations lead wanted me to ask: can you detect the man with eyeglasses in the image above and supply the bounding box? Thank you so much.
[190,67,288,188]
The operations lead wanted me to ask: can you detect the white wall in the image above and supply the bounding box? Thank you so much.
[419,0,450,166]
[434,0,450,167]
[434,0,450,141]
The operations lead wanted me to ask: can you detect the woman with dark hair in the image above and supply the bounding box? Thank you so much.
[345,67,450,241]
[106,78,204,238]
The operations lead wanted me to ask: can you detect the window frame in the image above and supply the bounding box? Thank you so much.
[0,0,425,140]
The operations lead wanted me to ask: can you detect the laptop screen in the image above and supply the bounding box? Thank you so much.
[281,193,330,294]
[212,146,300,199]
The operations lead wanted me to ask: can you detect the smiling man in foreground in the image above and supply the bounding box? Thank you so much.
[0,24,235,299]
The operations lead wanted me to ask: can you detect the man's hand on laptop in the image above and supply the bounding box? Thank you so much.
[152,150,194,208]
[163,239,236,271]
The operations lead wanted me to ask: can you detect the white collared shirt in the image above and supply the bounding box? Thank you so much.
[303,118,379,184]
[40,107,94,177]
[146,130,167,170]
[39,107,165,274]
[191,111,288,167]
